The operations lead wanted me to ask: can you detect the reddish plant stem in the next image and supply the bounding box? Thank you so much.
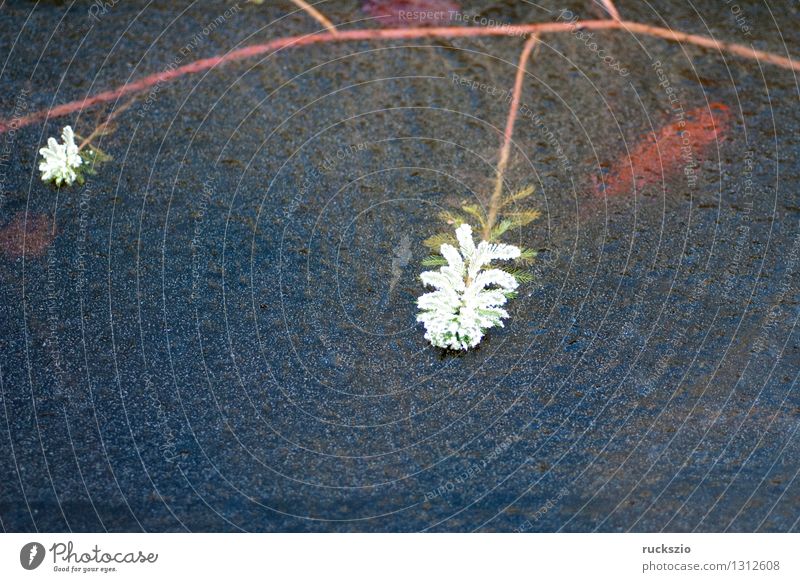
[621,20,797,70]
[483,34,539,241]
[78,93,138,150]
[1,18,797,134]
[599,0,622,22]
[289,0,338,35]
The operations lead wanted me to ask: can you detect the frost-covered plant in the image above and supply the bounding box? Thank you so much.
[38,116,116,188]
[416,185,540,350]
[38,126,84,186]
[417,223,524,350]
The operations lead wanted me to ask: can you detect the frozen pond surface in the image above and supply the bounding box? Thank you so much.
[0,0,798,531]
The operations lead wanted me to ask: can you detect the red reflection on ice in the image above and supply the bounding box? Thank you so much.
[596,102,731,196]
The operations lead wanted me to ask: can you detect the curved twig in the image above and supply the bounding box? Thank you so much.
[483,34,539,240]
[78,93,138,150]
[289,0,338,35]
[621,20,796,70]
[598,0,622,22]
[1,19,797,133]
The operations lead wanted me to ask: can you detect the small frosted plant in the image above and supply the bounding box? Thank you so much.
[38,126,84,186]
[417,223,522,350]
[38,125,111,187]
[37,97,134,188]
[417,186,539,350]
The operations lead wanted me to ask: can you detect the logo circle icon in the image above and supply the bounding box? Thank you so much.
[20,542,46,570]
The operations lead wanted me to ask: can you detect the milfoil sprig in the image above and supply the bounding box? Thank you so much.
[416,185,540,351]
[418,223,524,350]
[38,95,136,188]
[417,34,542,350]
[38,126,86,187]
[38,125,112,187]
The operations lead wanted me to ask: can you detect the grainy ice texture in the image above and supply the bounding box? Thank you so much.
[0,0,798,532]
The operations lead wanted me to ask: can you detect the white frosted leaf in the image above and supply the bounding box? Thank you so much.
[455,223,475,258]
[439,243,464,275]
[472,269,518,292]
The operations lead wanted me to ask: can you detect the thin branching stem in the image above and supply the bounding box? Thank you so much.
[483,34,539,241]
[289,0,339,35]
[598,0,622,22]
[2,18,798,133]
[78,94,139,151]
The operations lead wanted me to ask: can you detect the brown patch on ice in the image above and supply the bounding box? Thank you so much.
[0,212,55,259]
